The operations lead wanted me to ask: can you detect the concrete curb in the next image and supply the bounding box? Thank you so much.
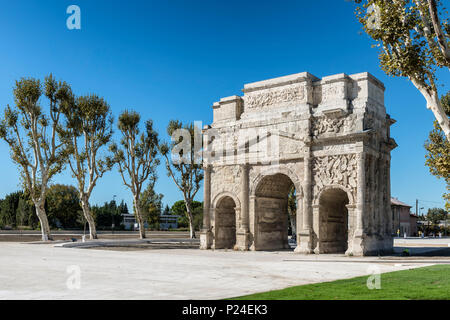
[54,238,200,249]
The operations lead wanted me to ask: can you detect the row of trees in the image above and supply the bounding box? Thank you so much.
[0,182,204,232]
[418,207,449,235]
[0,184,129,230]
[0,75,202,241]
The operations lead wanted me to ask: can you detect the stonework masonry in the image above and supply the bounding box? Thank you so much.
[199,72,397,256]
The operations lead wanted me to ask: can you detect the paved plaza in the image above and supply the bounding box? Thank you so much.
[1,238,448,300]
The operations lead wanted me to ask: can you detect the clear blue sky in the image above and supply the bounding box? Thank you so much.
[0,0,448,213]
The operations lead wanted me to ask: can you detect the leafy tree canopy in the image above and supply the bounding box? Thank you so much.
[170,200,203,230]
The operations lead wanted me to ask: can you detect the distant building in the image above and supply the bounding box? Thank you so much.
[409,213,418,236]
[436,219,449,227]
[159,215,180,230]
[121,213,137,230]
[121,213,180,231]
[391,197,418,236]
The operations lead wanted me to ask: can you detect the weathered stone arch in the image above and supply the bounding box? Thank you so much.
[248,167,302,251]
[212,191,241,210]
[200,71,396,256]
[250,165,302,198]
[212,193,240,249]
[315,187,351,254]
[314,184,355,206]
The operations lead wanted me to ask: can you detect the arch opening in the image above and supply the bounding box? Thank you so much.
[318,188,349,253]
[254,173,297,251]
[214,196,237,249]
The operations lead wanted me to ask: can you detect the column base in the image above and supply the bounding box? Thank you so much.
[346,229,364,256]
[235,228,250,251]
[294,229,314,254]
[199,229,213,250]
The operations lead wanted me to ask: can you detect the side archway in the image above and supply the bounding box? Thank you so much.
[316,186,351,253]
[314,184,355,207]
[212,192,241,249]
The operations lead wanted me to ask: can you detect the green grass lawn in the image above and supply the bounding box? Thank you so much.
[232,264,450,300]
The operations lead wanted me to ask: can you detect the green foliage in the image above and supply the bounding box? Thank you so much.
[354,0,450,140]
[118,200,129,214]
[170,200,203,230]
[287,186,296,217]
[425,92,450,209]
[45,184,82,229]
[110,110,160,236]
[110,110,159,196]
[355,0,449,85]
[160,120,203,237]
[59,93,114,196]
[140,183,163,226]
[426,207,448,224]
[0,191,22,228]
[16,197,36,228]
[91,199,124,229]
[58,89,115,238]
[0,75,71,200]
[0,191,38,229]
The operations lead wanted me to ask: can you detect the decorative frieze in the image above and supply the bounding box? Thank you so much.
[312,114,357,137]
[244,85,305,109]
[312,154,358,202]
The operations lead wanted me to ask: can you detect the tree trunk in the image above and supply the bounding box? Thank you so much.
[35,202,52,241]
[412,78,450,141]
[81,196,97,240]
[186,206,196,239]
[134,198,146,239]
[428,92,450,141]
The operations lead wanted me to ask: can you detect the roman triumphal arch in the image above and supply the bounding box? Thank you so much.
[200,72,397,256]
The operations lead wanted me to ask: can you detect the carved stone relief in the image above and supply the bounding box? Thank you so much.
[203,71,395,255]
[312,114,357,137]
[244,85,305,109]
[211,165,241,202]
[312,154,358,202]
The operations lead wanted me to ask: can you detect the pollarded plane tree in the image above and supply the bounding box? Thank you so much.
[355,0,450,140]
[0,75,70,240]
[110,110,159,239]
[58,94,114,239]
[425,92,450,209]
[160,120,203,239]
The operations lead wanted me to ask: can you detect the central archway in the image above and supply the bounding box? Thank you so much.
[214,196,237,249]
[253,173,295,250]
[318,188,349,253]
